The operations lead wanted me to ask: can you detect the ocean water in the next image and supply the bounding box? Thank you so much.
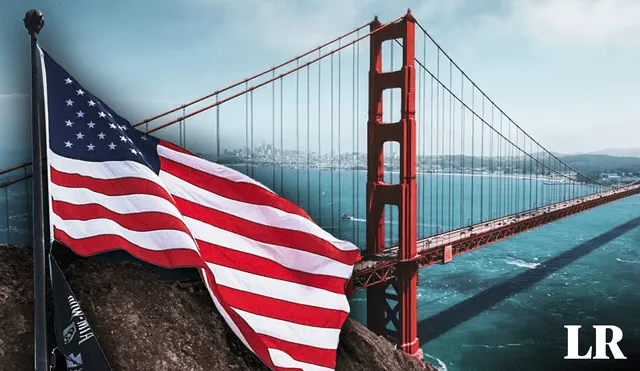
[1,167,638,370]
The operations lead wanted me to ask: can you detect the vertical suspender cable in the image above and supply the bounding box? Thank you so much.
[272,71,276,189]
[296,59,300,205]
[338,40,342,238]
[330,53,335,233]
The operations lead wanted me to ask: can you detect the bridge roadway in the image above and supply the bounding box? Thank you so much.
[351,184,640,290]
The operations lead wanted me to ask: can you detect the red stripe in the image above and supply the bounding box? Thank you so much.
[52,200,191,234]
[174,196,360,266]
[54,228,204,269]
[50,167,173,202]
[215,284,347,329]
[159,155,312,221]
[198,239,347,295]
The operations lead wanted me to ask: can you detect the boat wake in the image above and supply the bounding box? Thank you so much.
[616,258,640,264]
[505,259,541,269]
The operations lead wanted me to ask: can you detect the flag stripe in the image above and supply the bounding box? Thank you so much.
[52,213,198,253]
[54,228,203,268]
[198,239,347,294]
[160,155,312,220]
[206,263,350,312]
[160,171,359,252]
[53,201,190,234]
[186,217,354,279]
[216,285,348,329]
[232,307,341,349]
[50,167,173,201]
[49,151,168,192]
[158,141,274,193]
[50,182,184,222]
[176,197,360,265]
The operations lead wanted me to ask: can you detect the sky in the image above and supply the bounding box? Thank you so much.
[1,0,639,166]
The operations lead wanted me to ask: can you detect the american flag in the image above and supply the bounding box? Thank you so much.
[39,46,361,371]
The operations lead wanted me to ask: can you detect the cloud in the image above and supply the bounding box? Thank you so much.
[186,0,468,54]
[485,0,640,48]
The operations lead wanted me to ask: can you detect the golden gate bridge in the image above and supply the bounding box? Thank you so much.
[2,10,639,360]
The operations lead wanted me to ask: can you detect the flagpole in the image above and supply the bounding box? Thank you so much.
[24,9,48,371]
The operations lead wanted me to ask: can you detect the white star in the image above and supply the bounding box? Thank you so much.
[120,135,128,142]
[109,123,117,129]
[64,78,73,84]
[76,132,84,140]
[108,142,116,150]
[98,111,106,118]
[65,120,74,127]
[98,132,106,140]
[141,136,148,140]
[130,148,138,155]
[76,89,85,96]
[87,143,95,151]
[76,111,85,118]
[64,141,73,148]
[121,125,127,131]
[87,100,96,107]
[87,121,96,129]
[65,99,74,106]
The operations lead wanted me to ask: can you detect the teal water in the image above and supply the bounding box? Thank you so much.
[1,167,638,370]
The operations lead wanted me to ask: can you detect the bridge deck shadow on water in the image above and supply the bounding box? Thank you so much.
[419,216,640,370]
[419,216,640,342]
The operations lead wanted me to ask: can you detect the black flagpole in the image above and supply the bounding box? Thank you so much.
[24,9,48,371]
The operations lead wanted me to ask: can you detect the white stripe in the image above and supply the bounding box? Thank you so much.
[158,144,274,193]
[161,171,358,252]
[49,182,184,222]
[186,217,354,279]
[232,307,341,350]
[268,348,333,371]
[48,151,170,193]
[207,263,350,313]
[200,268,253,353]
[52,214,198,253]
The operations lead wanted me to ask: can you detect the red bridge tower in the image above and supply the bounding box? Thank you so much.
[365,11,420,357]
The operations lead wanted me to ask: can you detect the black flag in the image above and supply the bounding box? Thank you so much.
[49,247,111,371]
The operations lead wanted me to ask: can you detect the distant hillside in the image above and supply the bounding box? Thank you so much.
[560,154,640,179]
[588,148,640,158]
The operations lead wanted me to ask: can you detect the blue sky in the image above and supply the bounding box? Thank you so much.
[1,0,639,164]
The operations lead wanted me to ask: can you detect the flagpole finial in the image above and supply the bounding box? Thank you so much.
[24,9,44,36]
